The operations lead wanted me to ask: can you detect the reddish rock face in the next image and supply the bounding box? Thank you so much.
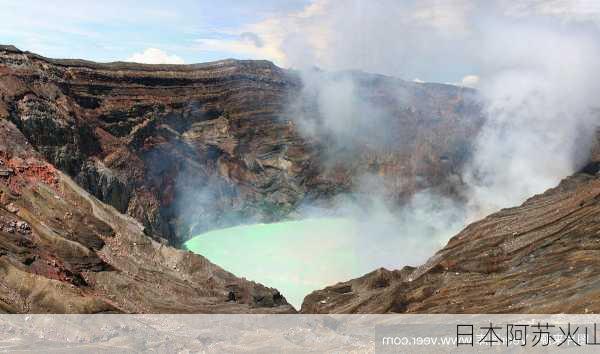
[0,118,295,313]
[0,46,482,245]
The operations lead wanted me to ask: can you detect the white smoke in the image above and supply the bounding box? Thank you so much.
[183,1,600,303]
[292,172,466,284]
[464,23,600,220]
[275,2,600,220]
[346,182,466,271]
[275,1,600,272]
[289,69,404,155]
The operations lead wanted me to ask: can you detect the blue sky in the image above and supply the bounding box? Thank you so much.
[2,0,599,85]
[0,0,309,62]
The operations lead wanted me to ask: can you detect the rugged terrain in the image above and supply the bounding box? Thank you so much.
[0,46,482,313]
[0,118,294,313]
[0,45,481,245]
[5,45,600,315]
[301,158,600,313]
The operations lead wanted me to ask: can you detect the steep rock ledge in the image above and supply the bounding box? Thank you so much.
[0,119,294,313]
[0,45,482,244]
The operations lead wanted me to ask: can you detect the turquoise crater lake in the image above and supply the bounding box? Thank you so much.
[184,218,370,309]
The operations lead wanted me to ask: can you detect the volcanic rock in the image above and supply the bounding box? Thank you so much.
[0,119,295,313]
[0,45,482,245]
[4,45,600,315]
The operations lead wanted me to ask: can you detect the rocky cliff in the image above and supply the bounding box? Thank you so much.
[0,46,485,313]
[0,45,482,245]
[0,118,294,313]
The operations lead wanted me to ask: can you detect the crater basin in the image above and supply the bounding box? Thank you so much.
[184,218,368,309]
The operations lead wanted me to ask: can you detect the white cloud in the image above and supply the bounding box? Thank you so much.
[503,0,600,23]
[194,34,286,64]
[187,0,600,83]
[460,74,480,87]
[413,78,425,83]
[193,0,478,77]
[412,0,475,34]
[126,48,185,64]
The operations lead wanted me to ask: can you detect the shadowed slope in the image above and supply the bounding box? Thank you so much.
[0,119,294,313]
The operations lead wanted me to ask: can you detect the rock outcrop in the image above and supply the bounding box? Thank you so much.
[0,119,294,313]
